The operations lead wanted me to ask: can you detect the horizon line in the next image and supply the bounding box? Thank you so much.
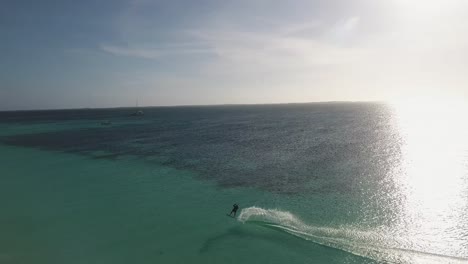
[0,100,384,112]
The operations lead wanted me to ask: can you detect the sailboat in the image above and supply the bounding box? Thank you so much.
[131,99,144,116]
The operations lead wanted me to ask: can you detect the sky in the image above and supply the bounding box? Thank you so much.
[1,0,468,110]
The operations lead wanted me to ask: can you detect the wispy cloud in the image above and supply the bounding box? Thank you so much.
[100,44,162,59]
[101,17,363,66]
[191,28,362,70]
[99,43,212,59]
[328,16,360,42]
[341,16,360,32]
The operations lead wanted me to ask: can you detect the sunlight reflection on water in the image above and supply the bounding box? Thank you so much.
[390,99,468,258]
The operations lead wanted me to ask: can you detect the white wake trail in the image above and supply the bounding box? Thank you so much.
[237,206,468,264]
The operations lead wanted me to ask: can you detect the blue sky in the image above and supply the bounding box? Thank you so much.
[1,0,467,110]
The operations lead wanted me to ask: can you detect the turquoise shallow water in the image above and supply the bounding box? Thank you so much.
[1,103,467,263]
[0,145,375,264]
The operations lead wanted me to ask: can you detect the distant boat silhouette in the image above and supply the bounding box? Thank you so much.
[131,110,144,116]
[131,99,144,116]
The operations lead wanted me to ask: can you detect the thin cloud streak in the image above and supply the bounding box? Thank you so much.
[100,43,212,59]
[100,44,162,59]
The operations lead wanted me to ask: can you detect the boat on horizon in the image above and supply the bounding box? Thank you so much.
[130,110,144,116]
[130,99,144,116]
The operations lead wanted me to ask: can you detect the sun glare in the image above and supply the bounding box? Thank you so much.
[390,95,468,254]
[392,0,460,26]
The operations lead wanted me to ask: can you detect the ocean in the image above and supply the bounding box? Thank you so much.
[0,103,467,263]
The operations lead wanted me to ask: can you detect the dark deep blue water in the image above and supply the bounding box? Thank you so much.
[1,103,398,194]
